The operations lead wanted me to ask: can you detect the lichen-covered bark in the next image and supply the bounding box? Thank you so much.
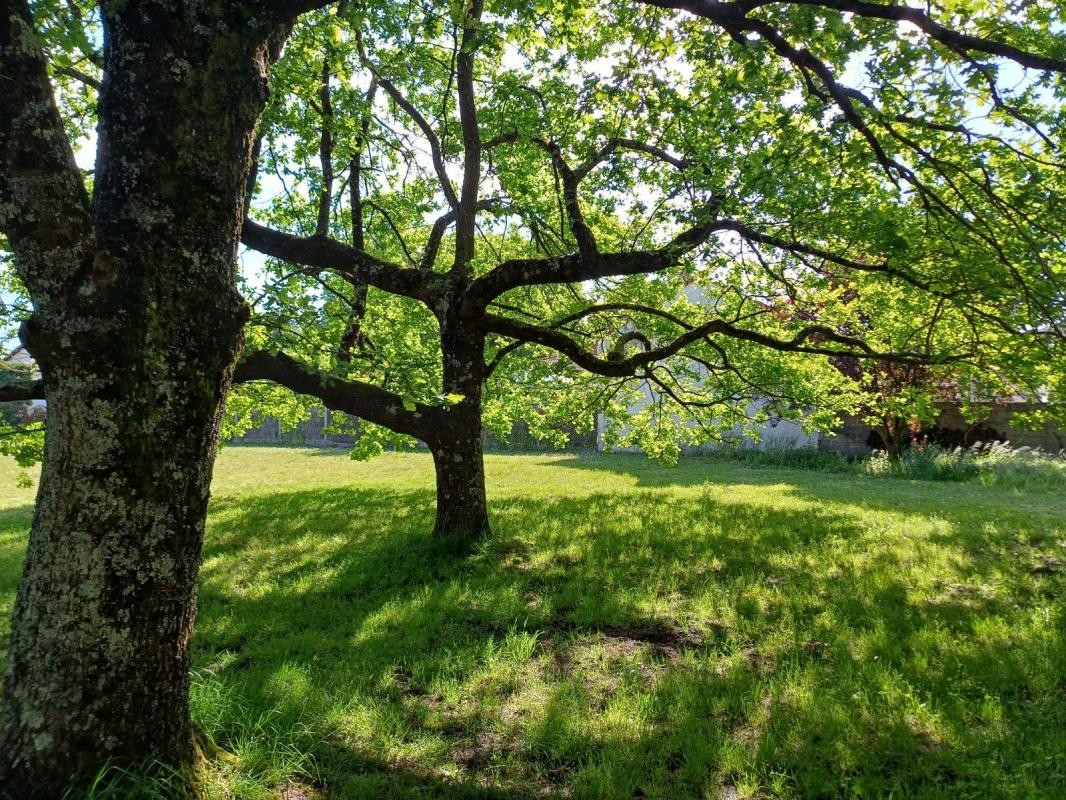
[0,2,292,795]
[1,304,245,797]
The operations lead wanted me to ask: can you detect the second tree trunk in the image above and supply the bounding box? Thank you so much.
[429,406,490,546]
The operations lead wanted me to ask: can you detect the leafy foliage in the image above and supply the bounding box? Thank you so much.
[236,0,1066,462]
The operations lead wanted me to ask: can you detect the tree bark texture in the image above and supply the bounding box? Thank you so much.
[0,2,293,795]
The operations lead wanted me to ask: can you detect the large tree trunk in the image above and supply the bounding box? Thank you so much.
[1,294,246,797]
[0,3,291,795]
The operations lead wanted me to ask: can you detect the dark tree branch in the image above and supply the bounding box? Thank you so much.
[639,0,1066,73]
[453,0,484,274]
[486,308,966,378]
[255,0,339,23]
[52,64,101,90]
[468,207,723,303]
[574,137,692,179]
[336,281,369,362]
[363,200,419,266]
[339,77,378,362]
[314,55,334,236]
[0,0,95,301]
[422,198,505,270]
[356,34,459,211]
[744,0,1066,73]
[541,140,599,259]
[241,219,441,304]
[0,378,45,402]
[233,349,438,439]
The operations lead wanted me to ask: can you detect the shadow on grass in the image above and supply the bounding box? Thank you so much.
[193,480,1066,798]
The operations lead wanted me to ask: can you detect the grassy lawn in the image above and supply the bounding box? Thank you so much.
[1,448,1064,799]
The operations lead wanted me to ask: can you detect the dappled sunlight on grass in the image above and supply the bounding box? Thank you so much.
[1,449,1064,798]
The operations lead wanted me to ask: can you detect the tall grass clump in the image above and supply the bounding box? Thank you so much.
[863,441,1066,487]
[712,438,1065,489]
[862,443,980,482]
[62,762,189,800]
[969,441,1066,490]
[189,672,320,797]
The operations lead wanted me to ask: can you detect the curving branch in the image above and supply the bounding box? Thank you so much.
[233,349,439,440]
[638,0,1066,287]
[468,207,724,303]
[241,219,443,304]
[574,137,692,179]
[355,33,459,211]
[640,0,1066,73]
[742,0,1066,73]
[486,308,967,378]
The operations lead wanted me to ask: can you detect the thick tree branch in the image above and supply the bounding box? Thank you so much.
[314,55,334,236]
[639,0,1066,73]
[52,64,101,90]
[233,349,438,439]
[242,219,442,304]
[453,0,484,273]
[745,0,1066,73]
[423,198,505,270]
[0,0,95,300]
[487,309,963,377]
[339,77,377,361]
[255,0,338,22]
[468,210,723,303]
[0,377,45,402]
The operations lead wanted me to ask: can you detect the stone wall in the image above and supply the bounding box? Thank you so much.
[233,410,597,452]
[231,408,357,447]
[819,403,1066,457]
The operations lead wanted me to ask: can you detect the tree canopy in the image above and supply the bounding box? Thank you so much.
[224,0,1065,471]
[1,0,1064,482]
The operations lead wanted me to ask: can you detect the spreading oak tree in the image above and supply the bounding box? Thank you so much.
[232,0,1066,542]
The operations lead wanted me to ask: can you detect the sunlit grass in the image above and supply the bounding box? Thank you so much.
[1,447,1064,798]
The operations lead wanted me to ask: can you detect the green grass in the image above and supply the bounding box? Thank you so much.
[1,448,1065,799]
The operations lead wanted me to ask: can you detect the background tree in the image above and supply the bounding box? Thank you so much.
[0,0,336,794]
[232,0,1066,543]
